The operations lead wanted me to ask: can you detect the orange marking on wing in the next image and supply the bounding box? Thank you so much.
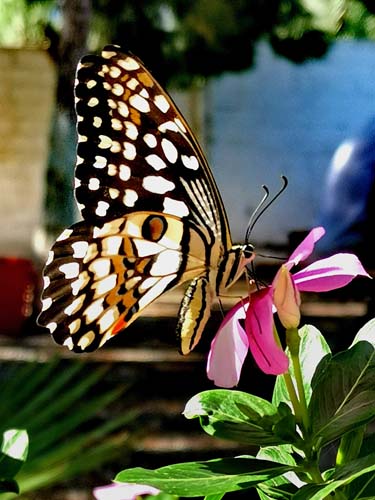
[112,317,127,335]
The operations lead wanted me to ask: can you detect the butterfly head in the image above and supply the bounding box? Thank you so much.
[218,242,255,293]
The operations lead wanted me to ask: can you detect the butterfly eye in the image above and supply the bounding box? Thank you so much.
[243,244,254,260]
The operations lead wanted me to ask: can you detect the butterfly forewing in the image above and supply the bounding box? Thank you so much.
[38,45,253,353]
[74,47,230,245]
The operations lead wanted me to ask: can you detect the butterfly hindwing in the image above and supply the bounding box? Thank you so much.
[39,212,210,352]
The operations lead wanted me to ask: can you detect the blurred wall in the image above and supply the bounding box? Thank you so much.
[209,40,375,247]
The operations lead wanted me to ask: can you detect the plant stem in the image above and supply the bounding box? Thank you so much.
[283,371,302,422]
[286,328,309,433]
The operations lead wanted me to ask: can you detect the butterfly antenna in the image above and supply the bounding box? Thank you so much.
[246,175,288,242]
[245,184,270,243]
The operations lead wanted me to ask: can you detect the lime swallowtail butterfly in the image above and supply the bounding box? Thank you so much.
[38,45,254,354]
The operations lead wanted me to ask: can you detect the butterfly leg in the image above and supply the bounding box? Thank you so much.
[177,275,213,355]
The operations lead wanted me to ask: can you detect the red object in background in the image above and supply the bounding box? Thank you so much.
[0,257,38,337]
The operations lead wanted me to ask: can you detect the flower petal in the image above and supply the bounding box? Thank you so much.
[93,483,159,500]
[245,288,289,375]
[207,302,249,388]
[293,253,371,292]
[287,227,325,269]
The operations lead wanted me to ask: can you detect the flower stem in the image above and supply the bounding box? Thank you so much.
[283,371,302,422]
[286,328,309,433]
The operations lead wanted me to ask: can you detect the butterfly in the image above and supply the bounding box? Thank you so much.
[38,45,254,354]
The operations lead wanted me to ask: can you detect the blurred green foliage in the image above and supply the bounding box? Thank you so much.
[1,0,375,86]
[0,359,137,498]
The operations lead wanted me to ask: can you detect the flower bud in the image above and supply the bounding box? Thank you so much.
[273,265,301,329]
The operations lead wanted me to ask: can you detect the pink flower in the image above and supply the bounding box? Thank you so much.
[93,483,160,500]
[207,227,370,388]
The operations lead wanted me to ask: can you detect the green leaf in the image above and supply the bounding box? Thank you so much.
[1,430,28,462]
[351,318,375,347]
[150,494,178,500]
[116,457,294,497]
[347,433,375,498]
[272,325,331,407]
[0,430,28,480]
[204,494,225,500]
[292,453,375,499]
[309,341,375,446]
[256,445,300,499]
[0,479,19,494]
[184,390,297,446]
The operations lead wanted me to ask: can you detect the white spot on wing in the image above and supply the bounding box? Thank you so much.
[134,240,162,257]
[95,201,110,216]
[181,155,199,170]
[118,101,129,117]
[125,121,138,140]
[64,295,85,316]
[119,164,131,180]
[150,250,180,276]
[126,77,139,90]
[111,118,123,130]
[102,49,117,59]
[69,318,81,334]
[99,135,112,149]
[161,138,178,164]
[138,275,175,309]
[123,189,138,207]
[94,274,117,296]
[93,116,102,128]
[110,141,121,153]
[108,164,117,176]
[175,118,187,133]
[146,154,166,171]
[63,337,74,350]
[56,228,73,241]
[47,321,57,333]
[112,83,124,96]
[102,235,122,254]
[163,197,189,217]
[71,273,89,295]
[46,250,54,265]
[71,241,89,258]
[144,133,157,148]
[123,142,137,160]
[89,259,111,278]
[143,176,175,194]
[154,94,170,113]
[99,308,119,333]
[84,298,105,323]
[159,121,179,133]
[109,188,120,199]
[78,331,96,350]
[129,94,150,113]
[59,262,80,279]
[42,297,52,311]
[94,156,107,168]
[88,97,99,107]
[88,177,100,190]
[139,277,159,291]
[109,65,121,78]
[118,57,140,70]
